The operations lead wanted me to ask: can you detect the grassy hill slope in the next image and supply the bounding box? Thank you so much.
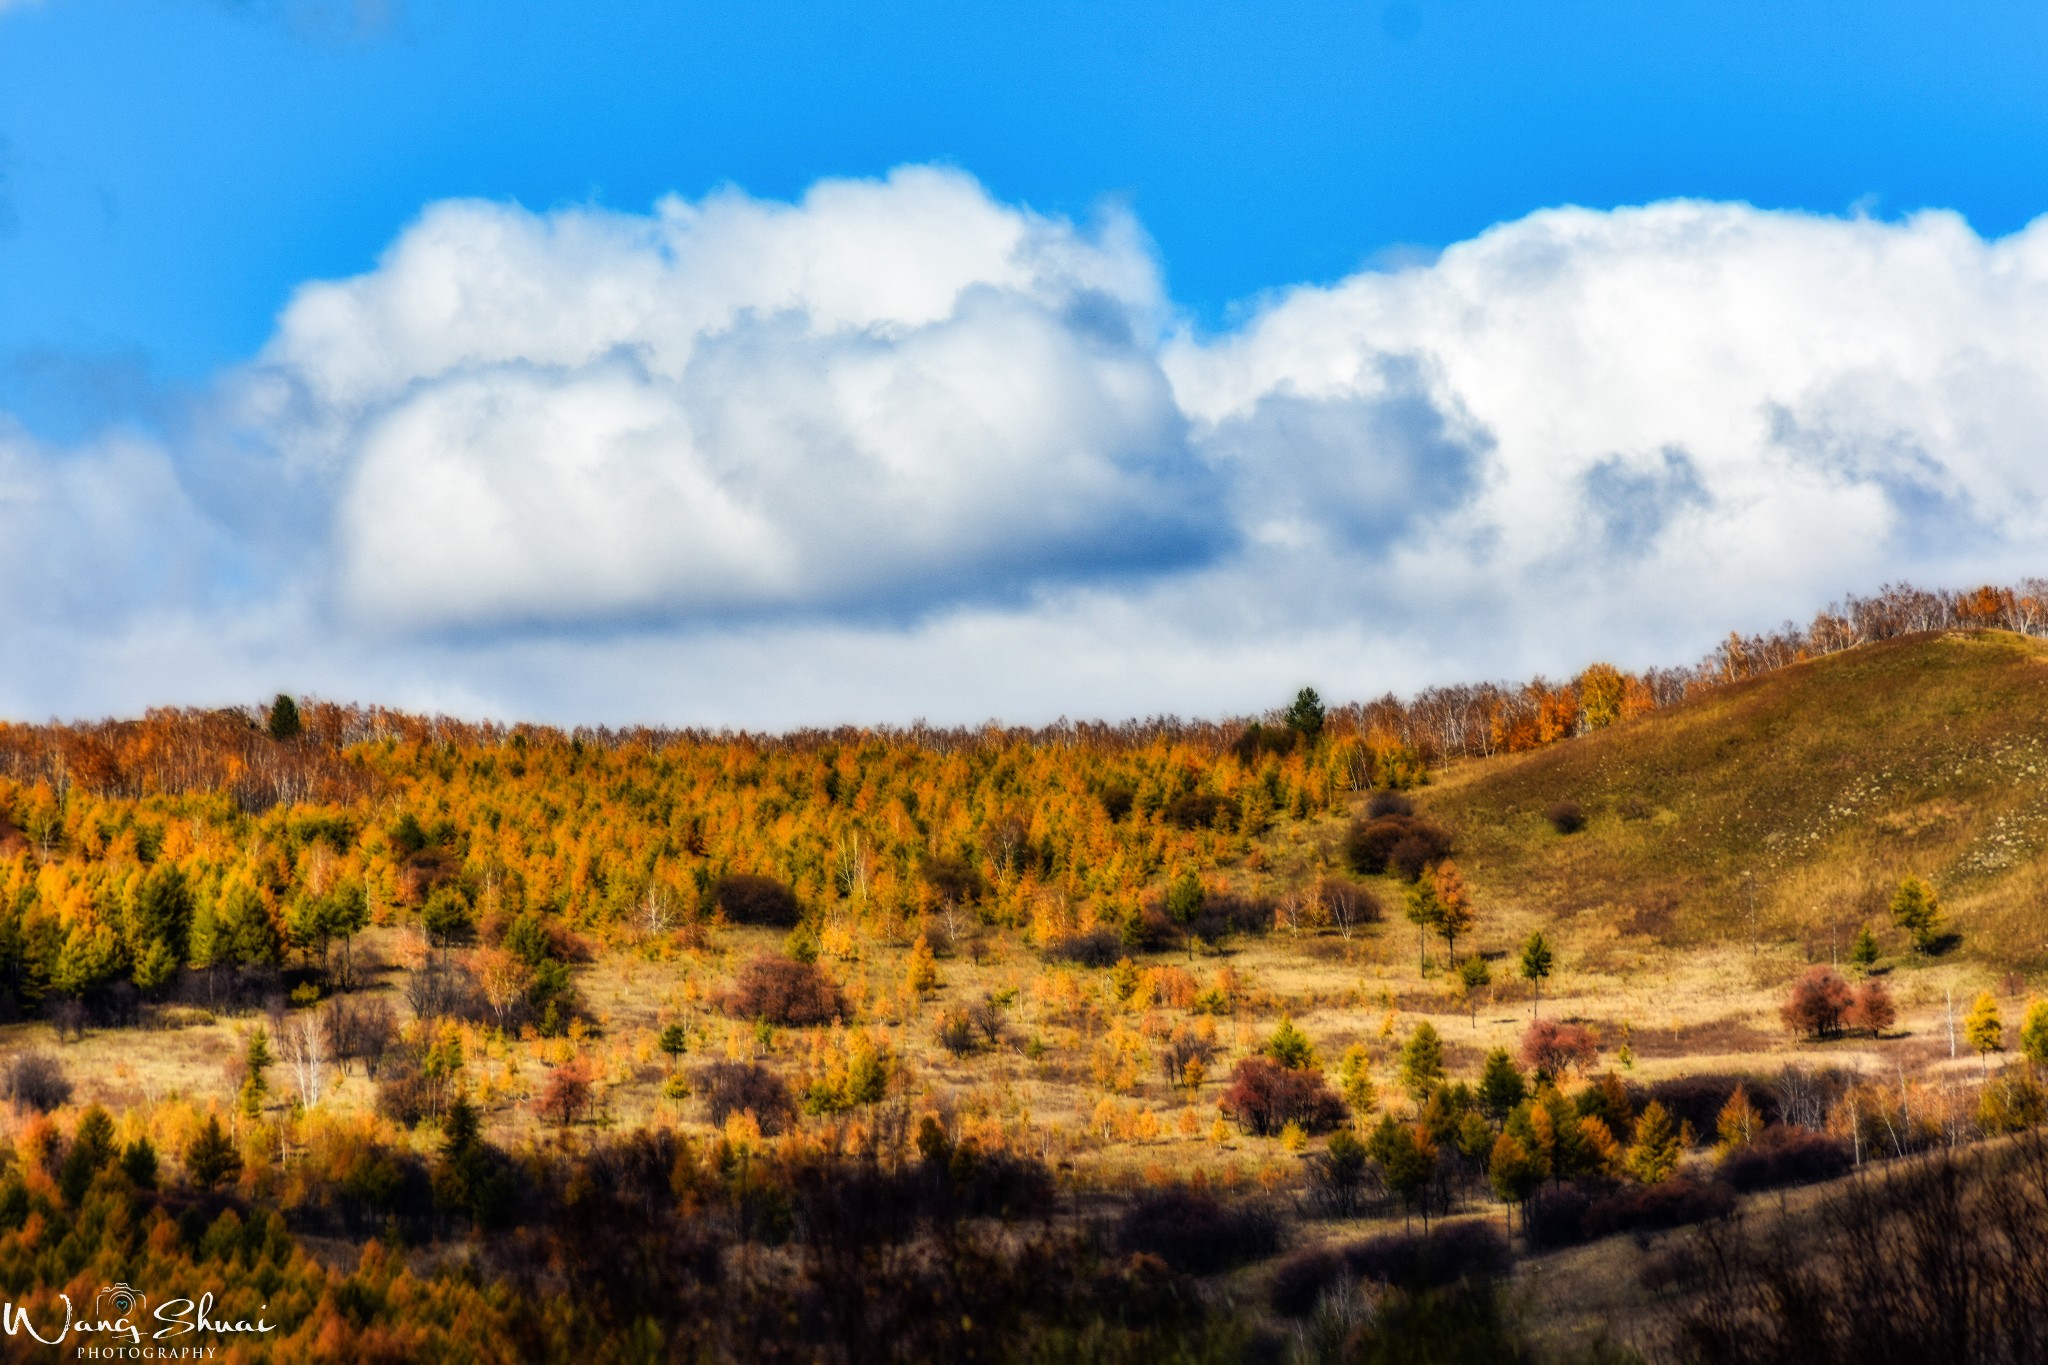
[1417,630,2048,968]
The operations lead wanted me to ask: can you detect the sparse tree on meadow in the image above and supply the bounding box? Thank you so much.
[1965,991,2005,1074]
[1433,861,1475,960]
[1457,954,1491,1029]
[1781,965,1853,1040]
[276,1014,327,1108]
[1891,875,1945,954]
[659,1022,689,1068]
[1520,1018,1598,1081]
[1264,1016,1316,1070]
[1404,881,1444,973]
[239,1026,273,1119]
[538,1061,594,1127]
[1520,932,1555,1017]
[2022,999,2048,1072]
[1337,1044,1377,1115]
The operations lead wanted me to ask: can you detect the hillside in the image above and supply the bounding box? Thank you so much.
[1419,629,2048,967]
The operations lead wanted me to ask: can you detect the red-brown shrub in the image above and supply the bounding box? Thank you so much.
[1781,966,1852,1039]
[1845,979,1897,1036]
[1521,1019,1599,1079]
[536,1062,594,1127]
[719,954,847,1026]
[1218,1057,1347,1136]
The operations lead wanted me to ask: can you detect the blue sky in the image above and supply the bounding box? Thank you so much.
[4,0,2048,724]
[10,0,2048,407]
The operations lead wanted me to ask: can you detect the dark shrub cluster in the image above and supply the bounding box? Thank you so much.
[1115,1188,1282,1275]
[1344,814,1453,880]
[1,1051,72,1112]
[1228,722,1299,763]
[1162,791,1231,831]
[712,873,803,927]
[1546,800,1587,834]
[1719,1124,1853,1194]
[720,954,846,1026]
[1269,1221,1513,1317]
[698,1061,797,1134]
[1650,1074,1782,1137]
[1526,1177,1735,1251]
[1315,878,1384,929]
[322,995,398,1076]
[921,855,985,906]
[1659,1133,2048,1365]
[1364,790,1415,818]
[1041,929,1124,967]
[1096,779,1137,822]
[1186,891,1276,946]
[1218,1057,1348,1136]
[403,959,490,1023]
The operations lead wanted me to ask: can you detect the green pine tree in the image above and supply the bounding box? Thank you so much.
[267,693,302,741]
[1265,1016,1317,1070]
[1521,931,1555,1017]
[1891,876,1944,954]
[1397,1022,1445,1103]
[1477,1047,1528,1123]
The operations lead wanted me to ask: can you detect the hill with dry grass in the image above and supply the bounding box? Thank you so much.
[1418,629,2048,969]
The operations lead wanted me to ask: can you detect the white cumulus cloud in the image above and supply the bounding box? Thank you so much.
[12,177,2048,724]
[227,166,1211,630]
[1169,200,2048,671]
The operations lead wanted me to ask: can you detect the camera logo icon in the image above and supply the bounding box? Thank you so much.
[93,1283,146,1319]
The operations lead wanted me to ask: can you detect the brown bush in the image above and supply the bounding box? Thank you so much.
[1345,814,1452,878]
[1364,790,1414,818]
[537,1061,595,1126]
[1315,878,1384,930]
[1,1051,72,1112]
[1520,1019,1599,1079]
[1717,1124,1852,1193]
[1162,791,1231,830]
[1218,1057,1347,1136]
[1780,965,1852,1040]
[698,1061,796,1134]
[720,954,846,1026]
[1041,929,1123,967]
[1845,979,1896,1036]
[1115,1189,1281,1275]
[712,873,802,927]
[1527,1178,1734,1251]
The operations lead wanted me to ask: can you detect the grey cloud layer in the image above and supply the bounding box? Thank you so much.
[6,175,2048,724]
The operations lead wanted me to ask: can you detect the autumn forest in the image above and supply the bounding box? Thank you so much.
[4,580,2048,1362]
